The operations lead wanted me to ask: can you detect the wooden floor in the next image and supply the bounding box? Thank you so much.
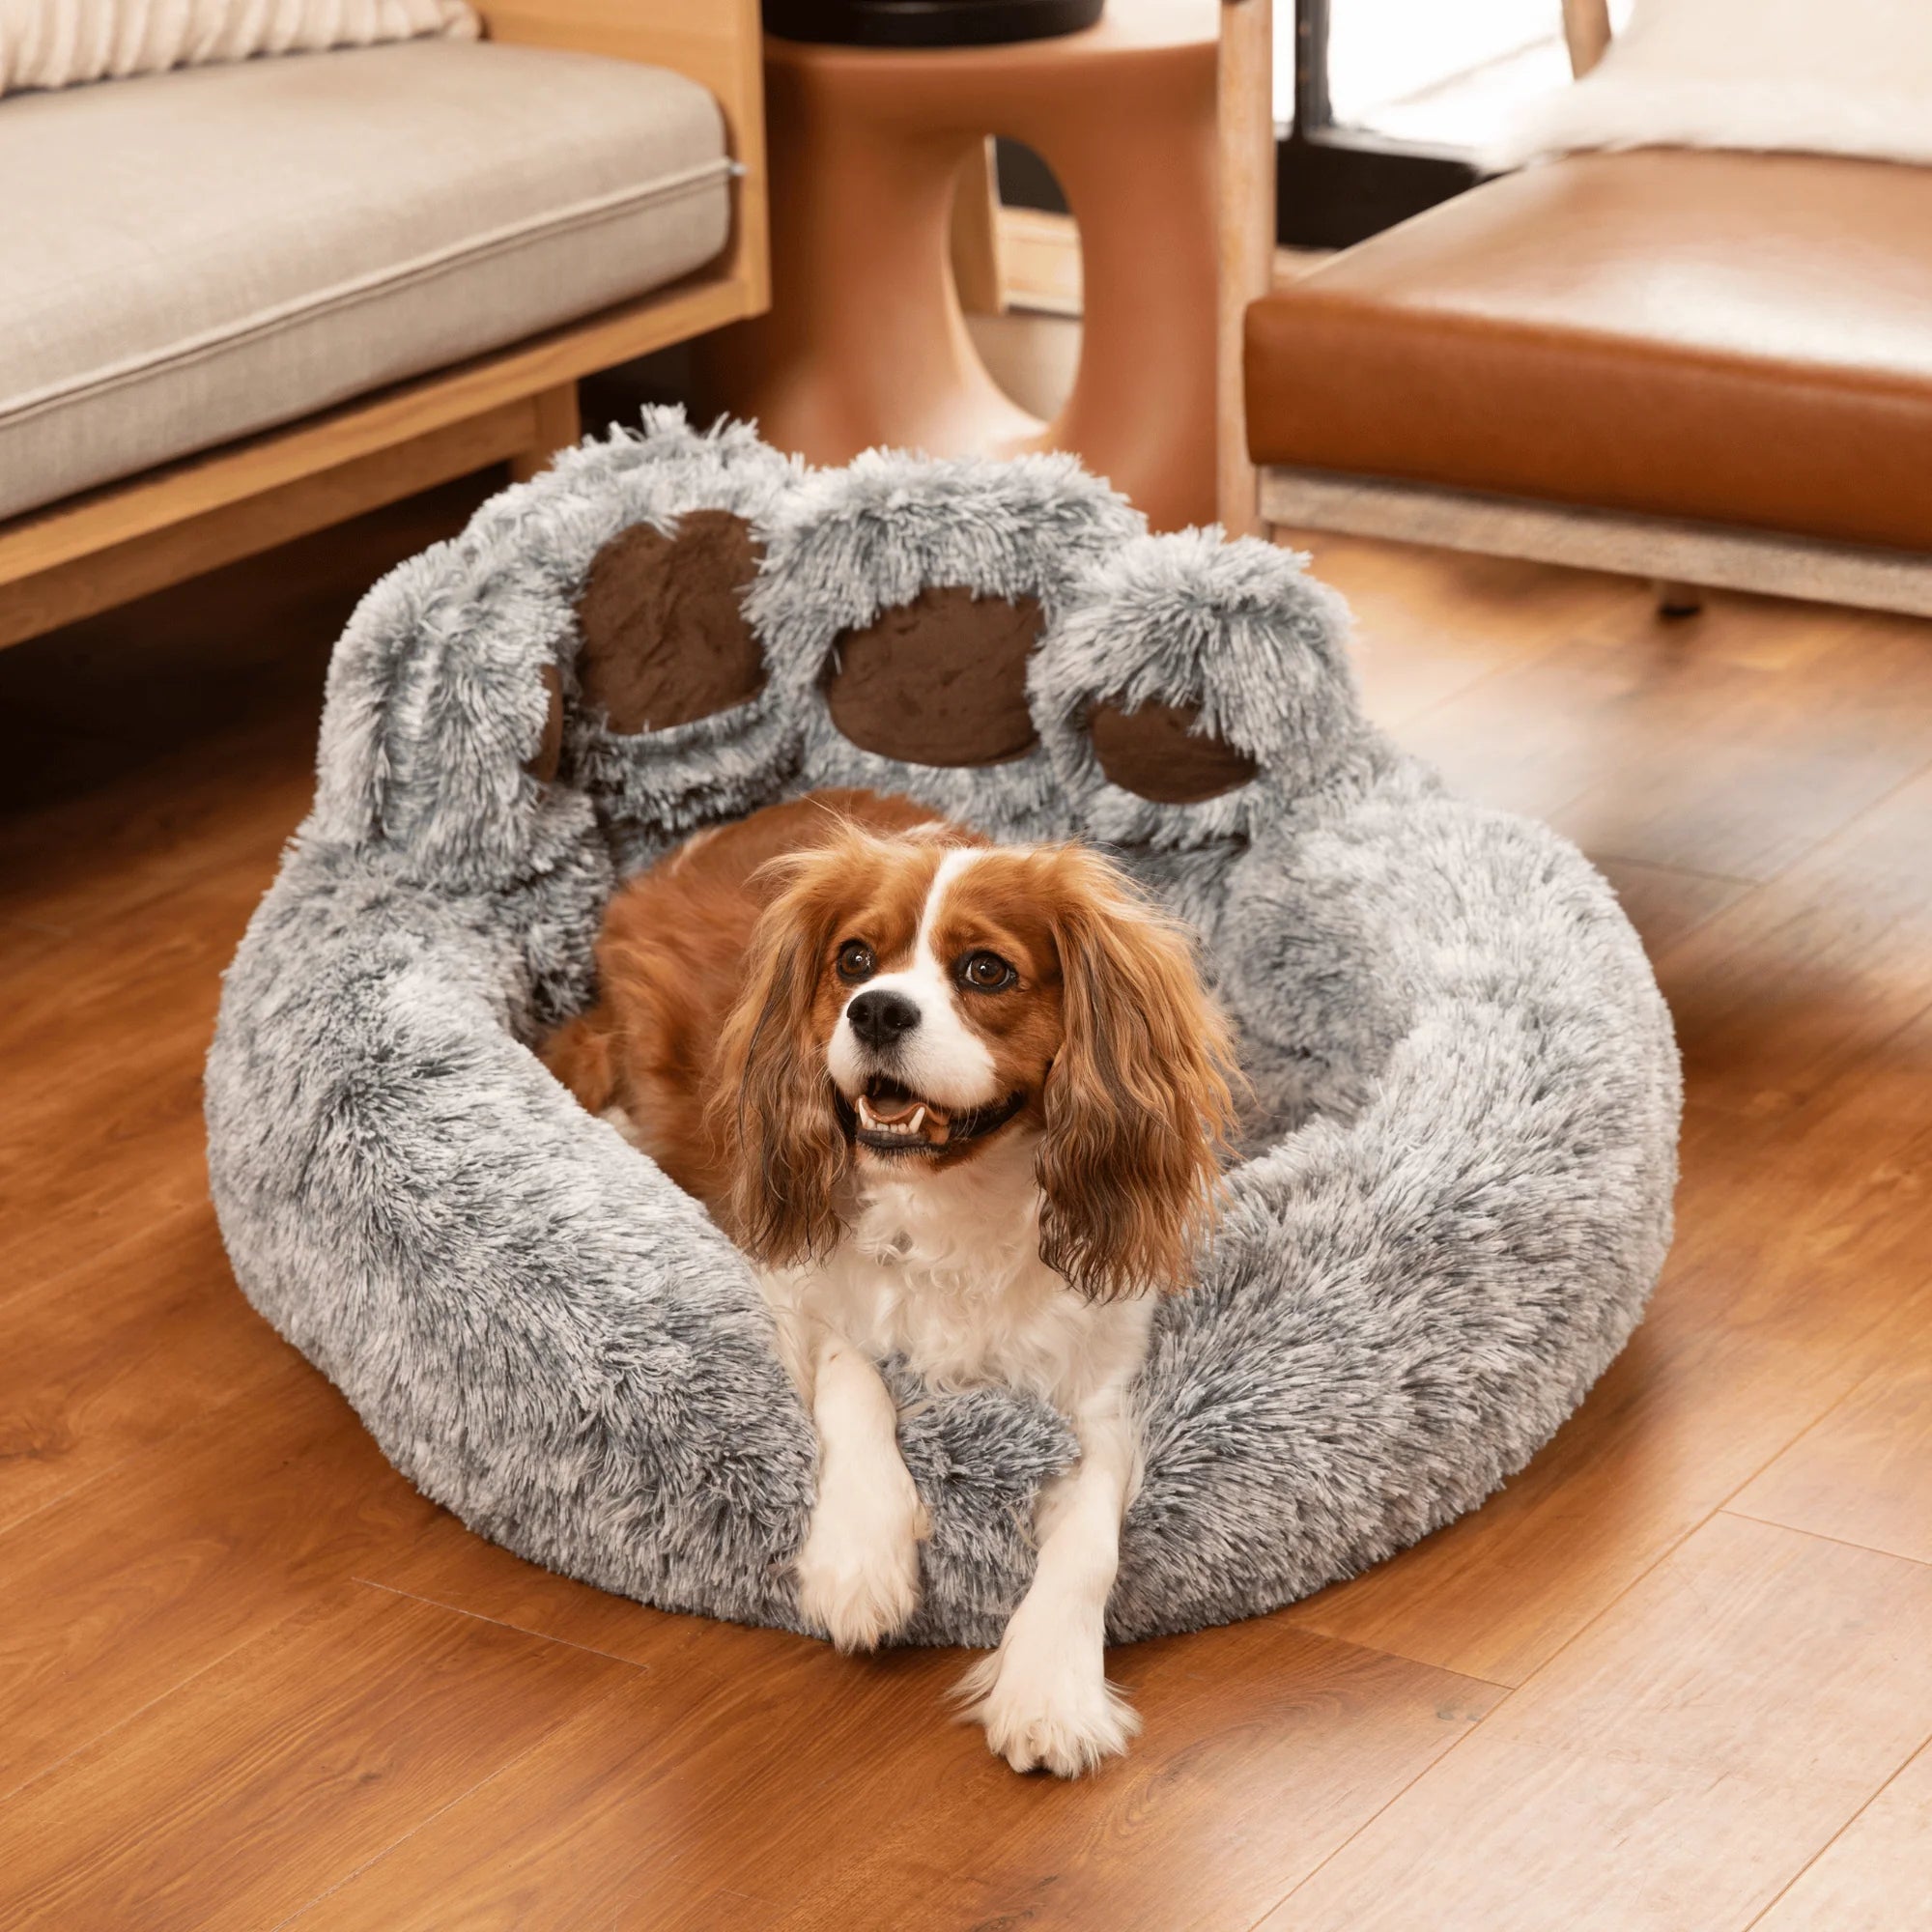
[3,476,1928,1930]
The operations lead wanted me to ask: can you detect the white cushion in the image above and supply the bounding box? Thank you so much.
[0,40,731,520]
[1490,0,1932,170]
[0,0,477,99]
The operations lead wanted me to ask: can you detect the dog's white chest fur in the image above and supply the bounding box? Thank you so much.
[759,1127,1156,1776]
[760,1130,1154,1407]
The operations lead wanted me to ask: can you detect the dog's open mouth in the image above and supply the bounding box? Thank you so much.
[856,1076,948,1147]
[844,1077,1026,1155]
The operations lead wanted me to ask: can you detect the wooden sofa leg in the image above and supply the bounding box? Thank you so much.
[509,382,582,484]
[1653,577,1704,618]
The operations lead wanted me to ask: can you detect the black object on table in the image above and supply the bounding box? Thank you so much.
[763,0,1105,48]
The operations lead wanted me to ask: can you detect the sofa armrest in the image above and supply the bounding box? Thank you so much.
[474,0,768,302]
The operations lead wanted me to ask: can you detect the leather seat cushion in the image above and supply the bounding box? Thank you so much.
[1246,150,1932,554]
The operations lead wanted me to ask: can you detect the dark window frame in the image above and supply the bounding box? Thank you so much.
[998,0,1484,247]
[1278,0,1481,249]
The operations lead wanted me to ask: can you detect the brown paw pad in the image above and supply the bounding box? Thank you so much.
[575,510,765,733]
[825,587,1042,767]
[1089,701,1257,803]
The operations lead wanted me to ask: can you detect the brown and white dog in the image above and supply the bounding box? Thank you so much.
[545,787,1239,1775]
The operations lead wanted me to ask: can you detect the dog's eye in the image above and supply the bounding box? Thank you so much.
[958,951,1016,992]
[836,940,876,982]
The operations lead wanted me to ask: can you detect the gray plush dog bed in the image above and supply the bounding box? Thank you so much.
[206,412,1680,1646]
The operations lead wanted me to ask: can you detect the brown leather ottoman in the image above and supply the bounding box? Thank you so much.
[1246,149,1932,554]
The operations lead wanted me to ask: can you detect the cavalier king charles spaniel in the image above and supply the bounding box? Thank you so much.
[545,787,1239,1776]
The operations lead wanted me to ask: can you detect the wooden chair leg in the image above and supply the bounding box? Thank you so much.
[1216,0,1273,538]
[1563,0,1614,76]
[1653,578,1704,618]
[508,382,582,484]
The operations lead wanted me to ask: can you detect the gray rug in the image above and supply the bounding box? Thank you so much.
[206,412,1680,1646]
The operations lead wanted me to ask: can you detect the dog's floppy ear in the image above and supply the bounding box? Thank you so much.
[708,858,851,1268]
[1036,849,1240,1300]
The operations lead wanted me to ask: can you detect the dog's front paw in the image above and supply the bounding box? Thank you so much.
[794,1477,925,1653]
[955,1618,1140,1777]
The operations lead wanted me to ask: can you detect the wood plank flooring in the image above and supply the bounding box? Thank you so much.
[2,483,1927,1927]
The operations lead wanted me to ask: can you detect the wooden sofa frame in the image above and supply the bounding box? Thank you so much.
[0,0,769,652]
[1216,0,1932,619]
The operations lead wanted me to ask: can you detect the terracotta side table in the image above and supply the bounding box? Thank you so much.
[703,0,1220,529]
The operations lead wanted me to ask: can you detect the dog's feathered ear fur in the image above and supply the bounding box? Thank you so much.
[1035,849,1240,1300]
[707,853,852,1267]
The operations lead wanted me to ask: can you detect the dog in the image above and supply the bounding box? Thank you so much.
[544,788,1239,1775]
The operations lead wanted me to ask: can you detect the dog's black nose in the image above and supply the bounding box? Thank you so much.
[847,988,921,1049]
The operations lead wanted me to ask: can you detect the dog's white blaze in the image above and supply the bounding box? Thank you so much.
[826,847,1000,1108]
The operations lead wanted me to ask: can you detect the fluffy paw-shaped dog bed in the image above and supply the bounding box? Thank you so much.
[206,412,1680,1644]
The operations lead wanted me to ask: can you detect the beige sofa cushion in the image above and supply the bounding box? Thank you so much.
[0,0,477,99]
[0,39,731,521]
